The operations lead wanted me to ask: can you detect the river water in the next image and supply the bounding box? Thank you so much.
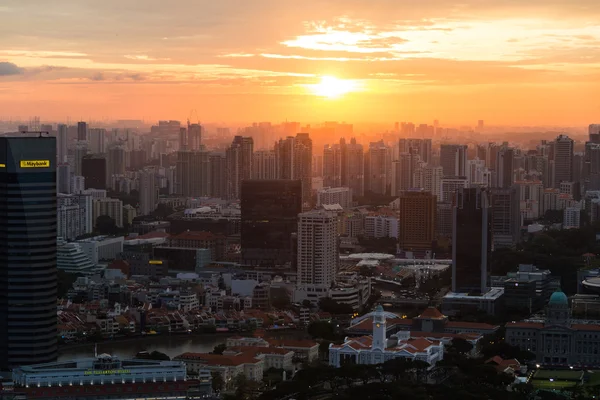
[58,331,308,361]
[58,334,233,361]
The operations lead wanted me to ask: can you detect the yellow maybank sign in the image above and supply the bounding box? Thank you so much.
[20,160,50,168]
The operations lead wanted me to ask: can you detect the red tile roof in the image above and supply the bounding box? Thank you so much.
[170,231,225,241]
[417,307,446,320]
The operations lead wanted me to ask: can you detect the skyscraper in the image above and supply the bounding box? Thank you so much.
[88,128,106,154]
[275,133,313,209]
[81,155,107,190]
[490,187,520,249]
[187,123,202,151]
[139,168,157,216]
[391,152,417,196]
[345,138,364,197]
[252,150,277,180]
[553,134,574,188]
[323,143,342,188]
[57,124,68,163]
[209,153,227,198]
[226,136,254,200]
[495,147,515,188]
[440,144,467,177]
[398,190,436,252]
[0,136,58,369]
[241,180,302,267]
[176,150,211,197]
[296,210,338,288]
[452,187,491,295]
[106,144,127,189]
[77,121,88,142]
[366,141,389,195]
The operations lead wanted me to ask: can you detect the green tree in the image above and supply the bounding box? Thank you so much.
[135,351,170,360]
[95,215,118,235]
[211,371,224,393]
[449,338,474,355]
[307,320,339,341]
[57,269,78,298]
[212,343,227,355]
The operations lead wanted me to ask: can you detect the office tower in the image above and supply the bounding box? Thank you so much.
[294,133,313,209]
[57,124,68,163]
[391,151,418,196]
[77,121,88,141]
[176,150,211,197]
[73,141,88,176]
[139,169,157,216]
[0,135,58,369]
[346,138,364,197]
[553,134,574,188]
[366,140,390,195]
[467,159,491,187]
[209,153,227,198]
[490,187,520,249]
[57,163,72,194]
[241,180,302,267]
[296,210,338,287]
[590,124,600,144]
[323,143,342,188]
[440,144,467,177]
[106,144,127,189]
[178,127,187,151]
[187,123,202,151]
[93,198,124,228]
[226,136,254,200]
[399,138,432,164]
[495,147,515,188]
[441,177,468,202]
[398,190,436,252]
[252,150,277,180]
[452,187,491,295]
[81,155,107,190]
[88,128,106,154]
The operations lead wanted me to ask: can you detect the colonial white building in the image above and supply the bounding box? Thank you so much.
[329,305,444,368]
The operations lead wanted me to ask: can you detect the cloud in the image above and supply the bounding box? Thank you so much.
[90,72,105,81]
[0,62,23,76]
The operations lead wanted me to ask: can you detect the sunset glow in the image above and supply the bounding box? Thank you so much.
[308,76,359,98]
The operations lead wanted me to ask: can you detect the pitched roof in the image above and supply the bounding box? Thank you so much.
[170,231,225,241]
[417,307,446,320]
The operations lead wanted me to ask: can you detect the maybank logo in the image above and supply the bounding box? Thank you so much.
[20,160,50,168]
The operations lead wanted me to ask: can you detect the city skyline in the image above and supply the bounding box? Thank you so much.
[0,0,599,124]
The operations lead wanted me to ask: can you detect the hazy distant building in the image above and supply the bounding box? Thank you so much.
[323,143,342,188]
[490,187,520,249]
[414,165,443,199]
[209,153,227,199]
[241,180,302,267]
[89,128,106,154]
[139,169,157,216]
[495,147,515,189]
[57,124,68,163]
[366,141,390,195]
[399,138,432,164]
[440,144,467,177]
[317,187,352,209]
[346,138,365,197]
[176,150,211,197]
[441,177,468,203]
[252,150,277,180]
[77,121,88,142]
[106,144,127,189]
[226,136,254,200]
[275,134,313,209]
[187,123,202,151]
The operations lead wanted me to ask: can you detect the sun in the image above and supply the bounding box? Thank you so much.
[309,76,358,98]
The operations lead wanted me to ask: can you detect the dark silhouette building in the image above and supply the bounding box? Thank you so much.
[81,154,107,189]
[0,135,58,370]
[451,187,491,295]
[241,180,302,267]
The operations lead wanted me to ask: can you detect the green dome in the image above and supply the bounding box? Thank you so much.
[548,291,568,306]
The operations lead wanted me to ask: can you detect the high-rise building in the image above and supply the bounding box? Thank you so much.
[77,121,88,142]
[178,127,187,151]
[252,150,277,180]
[296,210,338,288]
[0,136,58,369]
[366,141,389,195]
[275,134,313,209]
[413,165,443,198]
[317,187,352,209]
[553,134,574,188]
[346,138,364,198]
[589,124,600,144]
[391,152,417,196]
[441,177,468,202]
[209,153,227,199]
[73,141,88,176]
[81,155,107,190]
[57,163,72,194]
[452,187,491,295]
[495,147,515,188]
[93,198,124,228]
[467,159,491,187]
[106,144,127,189]
[88,128,106,154]
[187,123,202,151]
[241,180,302,267]
[176,150,211,197]
[139,169,157,216]
[57,124,68,163]
[399,138,432,164]
[226,136,254,200]
[440,144,467,177]
[490,187,520,249]
[398,190,436,252]
[323,144,342,188]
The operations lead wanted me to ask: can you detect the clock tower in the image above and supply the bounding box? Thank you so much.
[372,305,387,350]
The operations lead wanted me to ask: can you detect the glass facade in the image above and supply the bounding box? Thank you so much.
[241,180,302,267]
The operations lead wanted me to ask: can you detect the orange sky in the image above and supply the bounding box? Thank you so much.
[0,0,599,125]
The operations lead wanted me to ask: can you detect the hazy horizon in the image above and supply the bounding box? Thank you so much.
[1,0,599,124]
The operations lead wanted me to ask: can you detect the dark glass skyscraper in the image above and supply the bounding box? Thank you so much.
[451,187,491,295]
[0,136,58,370]
[81,154,107,189]
[241,180,302,267]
